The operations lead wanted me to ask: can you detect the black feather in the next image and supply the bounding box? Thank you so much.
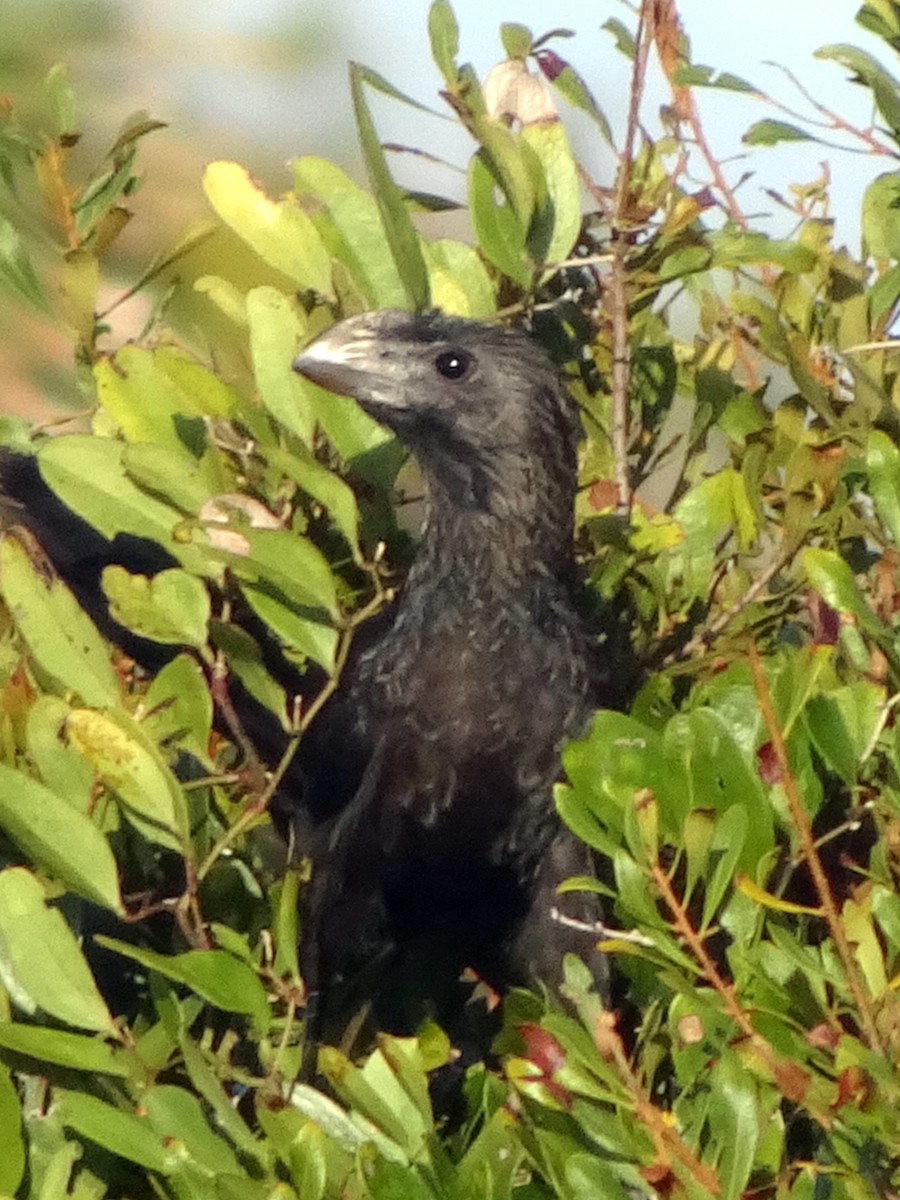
[285,309,609,1045]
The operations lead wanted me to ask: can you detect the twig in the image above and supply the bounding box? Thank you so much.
[596,1008,722,1193]
[651,856,835,1123]
[859,691,900,767]
[764,61,899,159]
[549,907,656,947]
[662,548,795,666]
[650,0,751,231]
[748,642,885,1055]
[607,2,654,514]
[195,559,392,885]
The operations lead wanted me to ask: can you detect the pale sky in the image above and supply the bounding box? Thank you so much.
[123,0,889,251]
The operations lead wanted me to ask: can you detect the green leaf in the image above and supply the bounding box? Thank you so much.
[143,654,214,764]
[209,621,290,728]
[34,1143,82,1200]
[0,764,122,912]
[155,347,239,419]
[321,1041,429,1161]
[227,527,338,618]
[523,121,581,267]
[101,565,210,647]
[302,375,397,468]
[708,229,816,273]
[422,237,496,317]
[674,64,757,92]
[863,172,900,260]
[471,114,538,233]
[247,285,315,444]
[95,937,271,1035]
[349,64,430,310]
[742,119,817,146]
[65,707,190,851]
[122,440,219,514]
[143,1085,242,1176]
[288,1082,394,1155]
[428,0,460,82]
[468,150,530,286]
[0,1063,24,1195]
[94,345,208,449]
[501,22,533,58]
[701,806,750,929]
[57,1090,170,1174]
[562,711,668,839]
[602,17,636,57]
[868,429,900,545]
[802,547,883,634]
[0,868,113,1032]
[293,156,408,308]
[241,583,338,671]
[0,214,49,311]
[26,694,94,812]
[72,146,139,241]
[270,444,360,560]
[0,534,120,708]
[271,867,303,987]
[0,1022,129,1076]
[857,0,900,42]
[816,43,900,133]
[804,684,883,785]
[37,436,218,580]
[564,1154,633,1200]
[708,1052,759,1200]
[43,62,76,135]
[203,160,334,296]
[179,1036,267,1167]
[868,260,900,320]
[543,59,614,145]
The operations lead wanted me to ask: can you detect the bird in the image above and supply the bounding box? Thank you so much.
[0,308,613,1056]
[282,308,610,1051]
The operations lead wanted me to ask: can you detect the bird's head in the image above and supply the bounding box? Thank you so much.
[293,309,580,528]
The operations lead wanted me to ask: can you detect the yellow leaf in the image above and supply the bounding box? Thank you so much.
[736,872,822,915]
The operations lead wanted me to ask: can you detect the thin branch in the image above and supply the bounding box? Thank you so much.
[748,642,885,1055]
[607,1,653,514]
[764,61,900,159]
[651,856,834,1124]
[196,559,392,885]
[662,548,795,667]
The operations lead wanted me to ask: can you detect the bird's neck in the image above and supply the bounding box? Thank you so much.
[407,489,577,611]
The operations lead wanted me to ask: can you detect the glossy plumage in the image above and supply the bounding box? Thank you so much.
[284,310,608,1040]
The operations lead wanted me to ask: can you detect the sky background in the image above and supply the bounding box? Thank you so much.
[12,0,880,250]
[1,0,895,417]
[92,0,889,248]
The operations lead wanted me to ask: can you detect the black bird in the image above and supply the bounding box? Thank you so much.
[285,309,608,1046]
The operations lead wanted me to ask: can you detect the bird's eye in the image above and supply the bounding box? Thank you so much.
[434,349,472,380]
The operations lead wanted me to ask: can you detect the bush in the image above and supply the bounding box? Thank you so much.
[1,2,900,1197]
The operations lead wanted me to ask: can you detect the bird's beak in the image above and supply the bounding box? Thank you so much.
[293,313,386,401]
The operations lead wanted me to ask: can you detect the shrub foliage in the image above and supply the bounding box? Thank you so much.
[2,2,900,1197]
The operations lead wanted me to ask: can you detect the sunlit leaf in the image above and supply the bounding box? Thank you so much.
[66,708,190,851]
[428,0,460,82]
[247,285,315,444]
[349,64,430,310]
[101,565,210,647]
[0,534,119,708]
[95,937,271,1035]
[0,868,112,1031]
[742,119,817,146]
[0,1062,24,1194]
[202,160,334,297]
[0,765,122,912]
[293,156,408,308]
